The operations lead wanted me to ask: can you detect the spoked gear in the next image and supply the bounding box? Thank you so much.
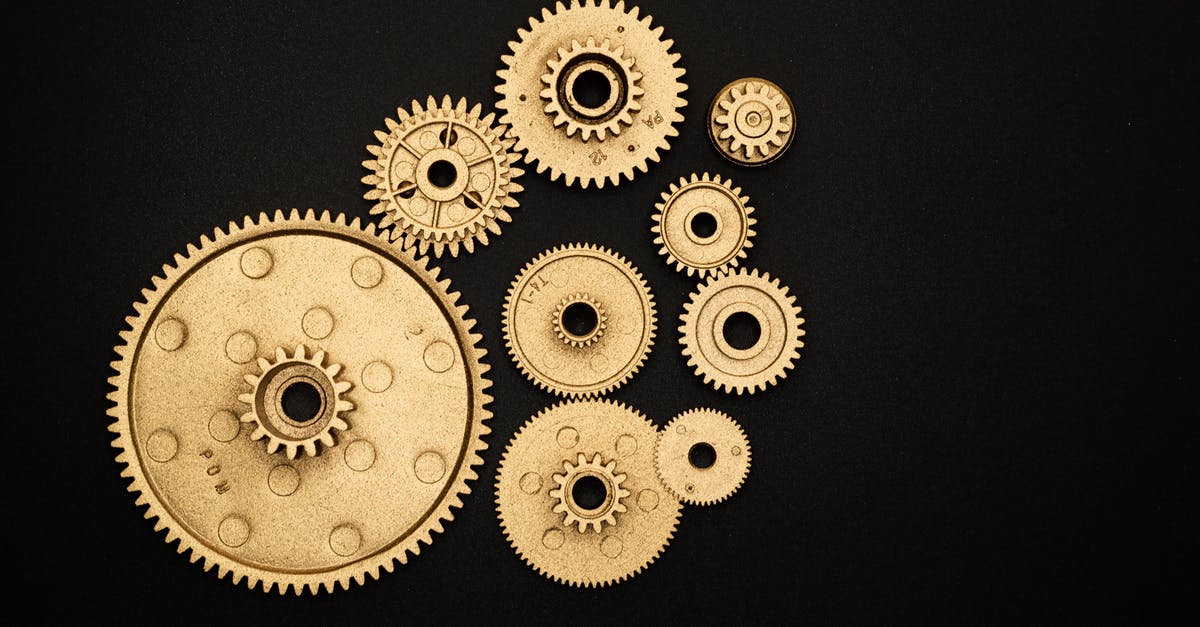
[496,399,682,587]
[708,77,795,166]
[497,0,688,188]
[108,210,492,593]
[679,268,805,394]
[652,172,756,277]
[504,244,656,397]
[238,344,353,459]
[655,409,751,505]
[363,95,524,257]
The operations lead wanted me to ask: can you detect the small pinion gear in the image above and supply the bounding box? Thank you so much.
[652,172,756,277]
[655,408,751,505]
[239,344,353,459]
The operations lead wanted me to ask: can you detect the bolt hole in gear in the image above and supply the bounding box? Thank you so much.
[721,310,762,351]
[687,442,717,469]
[570,68,614,110]
[688,211,718,239]
[280,381,323,423]
[561,301,600,338]
[570,474,609,510]
[426,159,459,188]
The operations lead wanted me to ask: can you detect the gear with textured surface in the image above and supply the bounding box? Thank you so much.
[496,399,682,587]
[652,172,756,277]
[108,210,492,593]
[504,244,655,397]
[680,268,805,394]
[655,409,751,505]
[363,95,524,257]
[496,0,687,188]
[708,77,795,166]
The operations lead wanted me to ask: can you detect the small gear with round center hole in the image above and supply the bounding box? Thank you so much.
[107,209,492,593]
[496,0,688,188]
[652,172,756,277]
[708,77,795,166]
[655,409,751,505]
[496,399,682,587]
[363,95,524,257]
[679,268,806,394]
[504,244,656,397]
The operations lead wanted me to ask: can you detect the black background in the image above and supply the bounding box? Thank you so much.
[12,1,1192,624]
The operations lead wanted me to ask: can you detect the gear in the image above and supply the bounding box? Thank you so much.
[363,95,524,257]
[504,244,655,397]
[708,77,795,166]
[655,409,751,505]
[651,172,756,277]
[108,210,492,593]
[496,0,688,188]
[238,345,353,459]
[679,268,805,394]
[496,399,682,587]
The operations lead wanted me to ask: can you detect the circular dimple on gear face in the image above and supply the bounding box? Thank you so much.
[154,318,187,351]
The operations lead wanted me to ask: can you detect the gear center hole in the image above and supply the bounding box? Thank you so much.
[572,70,612,110]
[562,302,599,338]
[688,442,718,469]
[689,211,719,238]
[427,159,458,188]
[571,475,608,511]
[280,381,322,424]
[722,311,762,350]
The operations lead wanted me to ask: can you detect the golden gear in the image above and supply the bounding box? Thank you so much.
[107,210,492,593]
[504,244,655,397]
[239,345,353,459]
[651,172,756,277]
[708,77,795,166]
[679,268,805,394]
[655,409,751,505]
[363,95,524,257]
[496,0,688,188]
[550,452,629,532]
[496,399,682,587]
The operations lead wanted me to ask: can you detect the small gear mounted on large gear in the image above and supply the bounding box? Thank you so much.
[504,244,655,397]
[708,77,795,166]
[679,268,805,394]
[497,0,688,188]
[363,95,524,257]
[652,172,756,277]
[496,399,682,587]
[108,210,492,593]
[655,409,751,505]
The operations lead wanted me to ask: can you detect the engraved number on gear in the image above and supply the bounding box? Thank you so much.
[201,449,231,495]
[643,110,663,128]
[520,275,551,304]
[589,149,608,165]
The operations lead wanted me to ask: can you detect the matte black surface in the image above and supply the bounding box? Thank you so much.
[13,1,1191,624]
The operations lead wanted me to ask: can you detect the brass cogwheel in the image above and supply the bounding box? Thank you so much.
[708,77,795,166]
[363,95,524,257]
[496,0,688,188]
[107,210,492,593]
[504,244,655,397]
[496,399,682,587]
[680,268,805,394]
[651,172,756,277]
[655,409,751,505]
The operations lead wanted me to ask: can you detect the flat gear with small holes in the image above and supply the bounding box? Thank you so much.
[708,77,795,166]
[496,399,682,587]
[680,268,806,394]
[504,244,655,397]
[655,408,751,505]
[652,172,756,277]
[496,0,688,188]
[363,95,524,257]
[107,210,492,593]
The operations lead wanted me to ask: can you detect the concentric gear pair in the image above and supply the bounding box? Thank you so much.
[708,77,795,166]
[108,210,492,593]
[363,95,524,257]
[497,0,688,188]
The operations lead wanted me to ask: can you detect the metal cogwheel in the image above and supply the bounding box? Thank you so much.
[496,0,687,188]
[708,77,795,166]
[496,399,682,587]
[363,95,524,257]
[504,244,655,397]
[655,409,751,505]
[679,268,805,394]
[651,172,756,277]
[107,210,492,593]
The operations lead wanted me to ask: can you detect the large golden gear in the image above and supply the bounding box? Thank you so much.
[107,210,492,593]
[655,408,751,505]
[708,77,795,166]
[363,95,524,257]
[504,244,656,397]
[496,0,688,188]
[679,268,806,394]
[651,172,756,277]
[496,399,682,587]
